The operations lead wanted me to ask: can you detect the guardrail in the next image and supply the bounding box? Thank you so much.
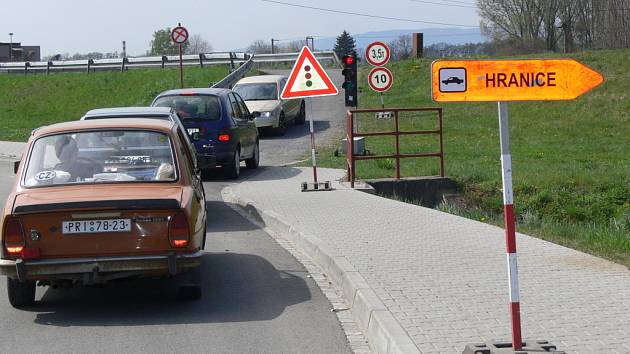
[0,52,250,74]
[211,54,255,89]
[252,51,340,66]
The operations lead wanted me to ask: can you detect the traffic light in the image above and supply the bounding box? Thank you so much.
[341,54,358,107]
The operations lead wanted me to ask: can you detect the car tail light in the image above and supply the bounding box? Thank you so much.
[180,93,197,96]
[218,134,230,142]
[169,212,189,248]
[3,218,25,255]
[20,247,41,260]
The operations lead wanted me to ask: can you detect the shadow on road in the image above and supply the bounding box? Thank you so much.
[260,120,331,141]
[30,253,311,326]
[205,201,262,232]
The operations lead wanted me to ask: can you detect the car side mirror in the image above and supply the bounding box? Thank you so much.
[191,132,201,141]
[251,111,261,119]
[14,161,19,174]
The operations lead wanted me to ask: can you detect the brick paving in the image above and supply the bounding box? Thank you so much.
[231,166,630,354]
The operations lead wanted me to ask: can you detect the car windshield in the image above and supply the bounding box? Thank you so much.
[233,83,278,101]
[23,130,177,187]
[153,95,221,121]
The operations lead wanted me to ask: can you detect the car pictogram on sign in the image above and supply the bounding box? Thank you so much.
[442,77,464,85]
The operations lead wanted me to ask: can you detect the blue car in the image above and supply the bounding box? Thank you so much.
[151,88,259,179]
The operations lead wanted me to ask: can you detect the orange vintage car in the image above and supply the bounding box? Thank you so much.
[0,118,207,308]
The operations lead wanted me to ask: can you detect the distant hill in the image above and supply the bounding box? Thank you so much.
[314,28,486,53]
[232,28,486,53]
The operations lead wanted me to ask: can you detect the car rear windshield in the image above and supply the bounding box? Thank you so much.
[233,83,278,101]
[153,95,221,121]
[23,130,177,187]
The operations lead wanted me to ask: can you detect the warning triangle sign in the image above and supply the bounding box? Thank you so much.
[281,46,339,99]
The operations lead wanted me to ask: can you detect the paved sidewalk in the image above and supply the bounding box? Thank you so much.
[0,141,25,160]
[227,167,630,354]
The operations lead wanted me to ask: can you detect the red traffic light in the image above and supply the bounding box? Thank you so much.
[343,56,355,65]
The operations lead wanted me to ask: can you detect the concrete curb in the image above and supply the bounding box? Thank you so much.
[222,186,421,354]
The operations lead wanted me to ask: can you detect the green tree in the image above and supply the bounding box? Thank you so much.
[333,30,357,58]
[149,28,188,56]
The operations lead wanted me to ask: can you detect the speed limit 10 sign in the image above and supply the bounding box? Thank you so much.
[368,67,393,92]
[365,41,390,66]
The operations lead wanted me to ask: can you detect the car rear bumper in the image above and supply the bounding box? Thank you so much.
[0,251,204,281]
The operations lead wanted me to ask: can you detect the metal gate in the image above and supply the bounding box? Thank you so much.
[346,108,444,188]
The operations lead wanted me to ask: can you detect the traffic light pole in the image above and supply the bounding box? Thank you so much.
[308,97,318,183]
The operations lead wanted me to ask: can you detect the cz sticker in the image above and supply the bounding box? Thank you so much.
[35,170,56,181]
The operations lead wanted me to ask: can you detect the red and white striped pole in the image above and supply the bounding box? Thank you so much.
[308,97,318,183]
[498,101,522,350]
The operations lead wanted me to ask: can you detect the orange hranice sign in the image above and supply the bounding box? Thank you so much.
[431,59,604,102]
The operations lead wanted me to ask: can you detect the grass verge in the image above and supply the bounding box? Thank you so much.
[313,48,630,266]
[0,65,230,141]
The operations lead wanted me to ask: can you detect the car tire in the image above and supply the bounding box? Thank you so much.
[224,148,240,179]
[274,112,287,136]
[7,278,36,308]
[296,101,306,125]
[245,140,260,169]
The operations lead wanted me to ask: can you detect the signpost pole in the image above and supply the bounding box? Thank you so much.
[179,43,184,88]
[379,93,385,109]
[308,97,318,183]
[498,101,522,351]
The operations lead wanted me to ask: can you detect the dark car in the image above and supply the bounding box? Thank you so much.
[80,107,216,172]
[151,88,259,179]
[442,77,464,85]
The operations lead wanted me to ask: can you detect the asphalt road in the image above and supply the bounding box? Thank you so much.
[0,71,351,353]
[259,70,346,166]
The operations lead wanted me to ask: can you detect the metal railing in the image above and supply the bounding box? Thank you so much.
[0,52,250,74]
[211,54,255,88]
[252,50,340,66]
[346,108,445,188]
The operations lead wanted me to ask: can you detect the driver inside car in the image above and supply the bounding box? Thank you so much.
[54,136,102,180]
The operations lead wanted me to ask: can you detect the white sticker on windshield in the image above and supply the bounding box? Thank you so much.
[35,170,56,181]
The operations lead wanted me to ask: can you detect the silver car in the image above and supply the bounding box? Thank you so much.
[233,75,305,135]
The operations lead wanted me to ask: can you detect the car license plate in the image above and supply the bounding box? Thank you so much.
[187,128,200,135]
[62,219,131,234]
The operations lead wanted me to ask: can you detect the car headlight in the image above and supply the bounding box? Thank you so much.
[259,112,272,118]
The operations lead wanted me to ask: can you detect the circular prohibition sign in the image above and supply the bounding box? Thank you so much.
[171,26,189,44]
[365,41,391,67]
[368,67,394,92]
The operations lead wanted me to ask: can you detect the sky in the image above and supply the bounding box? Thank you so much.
[1,0,480,57]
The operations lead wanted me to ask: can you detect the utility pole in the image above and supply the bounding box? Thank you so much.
[8,32,14,62]
[271,38,277,54]
[306,36,314,51]
[122,40,126,58]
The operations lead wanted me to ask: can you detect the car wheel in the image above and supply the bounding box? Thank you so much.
[7,278,36,308]
[245,140,260,169]
[275,112,287,136]
[224,148,240,179]
[296,101,306,125]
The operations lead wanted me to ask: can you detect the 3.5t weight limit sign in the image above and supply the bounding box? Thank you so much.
[365,41,390,67]
[368,67,393,92]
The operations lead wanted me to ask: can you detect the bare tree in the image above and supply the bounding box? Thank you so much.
[247,40,272,54]
[477,0,630,52]
[388,35,412,61]
[185,34,213,54]
[281,40,304,53]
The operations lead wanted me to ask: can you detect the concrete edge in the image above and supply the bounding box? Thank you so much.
[221,186,421,354]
